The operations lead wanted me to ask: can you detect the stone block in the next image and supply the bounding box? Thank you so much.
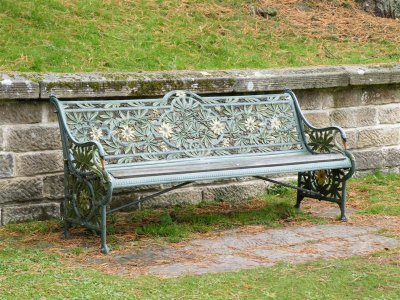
[296,90,335,110]
[16,151,63,176]
[0,177,43,204]
[331,107,377,128]
[43,174,64,199]
[353,149,385,170]
[342,129,358,150]
[202,180,268,203]
[43,102,59,123]
[333,88,364,108]
[0,73,40,99]
[384,147,400,168]
[357,127,400,149]
[142,188,203,208]
[110,187,203,211]
[1,202,60,225]
[346,65,400,86]
[378,105,400,124]
[4,125,61,152]
[0,127,3,151]
[0,153,14,178]
[0,100,42,125]
[361,85,400,106]
[303,111,330,127]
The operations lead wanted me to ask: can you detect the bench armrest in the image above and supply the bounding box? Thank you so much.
[285,89,347,153]
[50,95,110,181]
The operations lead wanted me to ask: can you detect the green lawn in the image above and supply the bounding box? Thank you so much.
[0,172,400,299]
[0,242,399,299]
[0,0,399,72]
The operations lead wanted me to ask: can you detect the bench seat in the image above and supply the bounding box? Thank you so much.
[108,152,351,187]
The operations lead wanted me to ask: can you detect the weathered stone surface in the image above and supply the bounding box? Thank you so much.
[358,0,400,19]
[40,71,237,99]
[0,74,40,99]
[384,147,400,168]
[43,174,64,200]
[232,66,349,92]
[331,107,377,128]
[1,202,60,225]
[4,125,61,152]
[333,87,364,108]
[296,89,335,110]
[202,180,268,203]
[142,188,203,208]
[0,100,42,125]
[303,111,330,127]
[0,127,3,151]
[110,187,202,211]
[361,84,400,105]
[16,151,63,176]
[342,129,358,150]
[346,65,400,86]
[357,127,400,148]
[0,177,43,204]
[105,223,400,277]
[378,104,400,124]
[0,153,14,178]
[38,67,350,99]
[43,102,59,123]
[353,149,385,170]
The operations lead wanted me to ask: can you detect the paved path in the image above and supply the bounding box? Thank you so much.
[107,223,399,277]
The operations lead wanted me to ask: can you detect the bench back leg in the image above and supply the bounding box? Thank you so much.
[100,205,110,254]
[296,169,350,221]
[339,181,348,222]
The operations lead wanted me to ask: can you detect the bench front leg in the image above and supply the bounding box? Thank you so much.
[63,142,113,253]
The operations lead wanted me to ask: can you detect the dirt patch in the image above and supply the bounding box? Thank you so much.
[257,0,400,43]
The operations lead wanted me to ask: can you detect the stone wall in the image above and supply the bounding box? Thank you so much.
[1,64,400,225]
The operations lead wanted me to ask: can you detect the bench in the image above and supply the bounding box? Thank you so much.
[51,90,355,254]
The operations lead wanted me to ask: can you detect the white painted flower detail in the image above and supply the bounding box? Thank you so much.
[244,116,258,132]
[159,122,173,139]
[90,128,103,141]
[211,119,225,135]
[118,125,135,141]
[160,144,169,152]
[271,118,281,130]
[222,138,231,147]
[176,91,186,99]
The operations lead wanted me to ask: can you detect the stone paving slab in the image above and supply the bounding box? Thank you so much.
[109,224,400,277]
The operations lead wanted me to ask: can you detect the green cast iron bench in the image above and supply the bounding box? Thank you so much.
[51,90,355,254]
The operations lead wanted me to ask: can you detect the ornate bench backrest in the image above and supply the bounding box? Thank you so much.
[55,91,306,165]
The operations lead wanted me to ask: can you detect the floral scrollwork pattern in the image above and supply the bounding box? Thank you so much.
[64,91,304,164]
[63,142,112,231]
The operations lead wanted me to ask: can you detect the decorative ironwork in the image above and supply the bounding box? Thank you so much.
[51,90,356,254]
[63,91,303,164]
[296,169,349,221]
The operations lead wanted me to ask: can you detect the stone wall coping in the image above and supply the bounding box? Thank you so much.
[1,63,399,99]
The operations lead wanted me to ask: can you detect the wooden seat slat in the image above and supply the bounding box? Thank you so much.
[108,153,347,179]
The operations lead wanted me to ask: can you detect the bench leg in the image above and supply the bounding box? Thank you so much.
[339,180,348,222]
[62,197,71,239]
[100,205,110,254]
[295,173,304,208]
[295,172,308,209]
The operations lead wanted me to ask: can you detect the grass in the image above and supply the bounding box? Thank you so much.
[0,239,399,299]
[1,172,400,299]
[0,0,399,72]
[350,171,400,216]
[125,188,323,242]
